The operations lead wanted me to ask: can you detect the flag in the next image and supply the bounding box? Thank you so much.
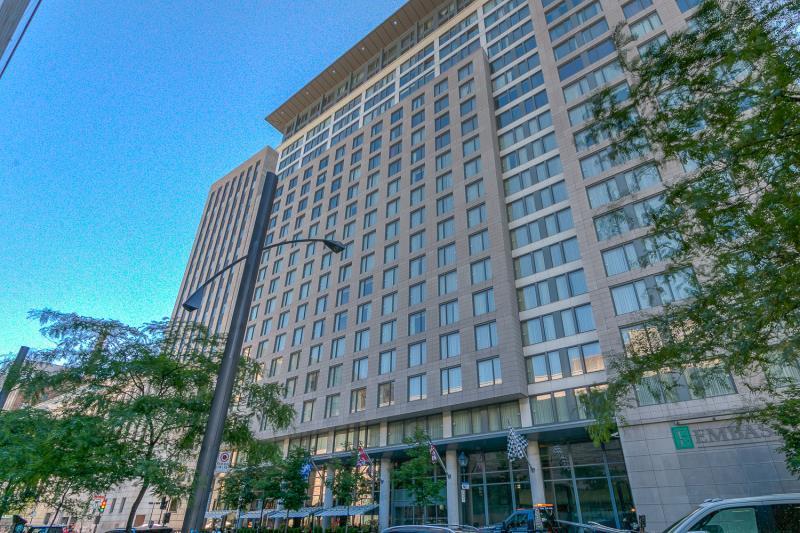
[299,460,312,480]
[356,445,371,467]
[429,441,440,465]
[507,426,528,461]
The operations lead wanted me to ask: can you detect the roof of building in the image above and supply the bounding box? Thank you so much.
[265,0,449,132]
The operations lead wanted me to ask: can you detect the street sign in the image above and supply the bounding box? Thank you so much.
[672,425,695,450]
[215,451,232,473]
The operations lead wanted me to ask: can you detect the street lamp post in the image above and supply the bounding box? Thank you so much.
[458,452,468,526]
[182,171,344,532]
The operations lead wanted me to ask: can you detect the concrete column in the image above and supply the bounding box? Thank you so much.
[445,450,459,525]
[322,466,334,528]
[442,410,453,438]
[379,456,391,530]
[527,441,546,504]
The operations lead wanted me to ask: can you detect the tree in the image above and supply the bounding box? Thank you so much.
[217,443,283,525]
[392,429,444,523]
[276,447,310,533]
[326,454,371,533]
[22,309,295,532]
[585,0,800,471]
[0,409,122,524]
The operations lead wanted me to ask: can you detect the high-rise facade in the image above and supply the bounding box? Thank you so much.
[179,1,797,531]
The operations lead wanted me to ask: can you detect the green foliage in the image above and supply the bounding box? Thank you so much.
[586,0,800,473]
[326,454,372,533]
[392,429,444,520]
[217,444,283,511]
[0,409,123,522]
[280,447,311,512]
[20,309,295,530]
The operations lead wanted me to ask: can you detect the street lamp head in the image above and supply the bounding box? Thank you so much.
[322,239,346,254]
[458,451,468,468]
[182,286,205,312]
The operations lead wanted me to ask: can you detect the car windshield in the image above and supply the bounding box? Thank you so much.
[663,506,707,533]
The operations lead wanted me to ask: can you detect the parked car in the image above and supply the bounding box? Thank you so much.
[105,527,173,533]
[478,505,560,533]
[383,525,479,533]
[26,526,66,533]
[664,493,800,532]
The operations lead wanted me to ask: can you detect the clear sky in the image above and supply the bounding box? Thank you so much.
[0,0,405,355]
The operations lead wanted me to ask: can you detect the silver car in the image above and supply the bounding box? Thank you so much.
[383,525,480,533]
[663,493,800,532]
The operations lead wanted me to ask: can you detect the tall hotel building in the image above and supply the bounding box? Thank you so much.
[170,0,800,531]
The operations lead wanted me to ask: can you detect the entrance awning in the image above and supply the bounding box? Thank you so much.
[316,504,378,517]
[269,507,321,519]
[240,510,272,519]
[205,510,235,519]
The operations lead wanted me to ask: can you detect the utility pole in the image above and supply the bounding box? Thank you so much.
[0,346,29,410]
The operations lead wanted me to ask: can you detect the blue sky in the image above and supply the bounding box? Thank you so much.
[0,0,405,355]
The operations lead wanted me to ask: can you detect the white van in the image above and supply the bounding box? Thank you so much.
[664,493,800,532]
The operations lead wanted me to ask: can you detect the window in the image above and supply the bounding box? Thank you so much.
[384,242,399,263]
[629,11,662,40]
[434,95,449,113]
[409,341,427,367]
[359,276,374,297]
[467,203,486,228]
[379,320,397,346]
[410,207,425,228]
[464,157,481,178]
[331,337,345,359]
[438,243,456,267]
[521,304,596,345]
[382,292,397,315]
[436,151,452,171]
[441,366,463,395]
[309,344,323,364]
[354,328,370,351]
[622,0,652,18]
[611,268,694,315]
[472,288,495,316]
[516,269,588,311]
[409,255,426,277]
[268,356,282,377]
[410,231,426,252]
[410,185,425,205]
[478,357,502,387]
[301,400,315,422]
[526,341,605,383]
[379,349,396,374]
[458,62,473,80]
[586,164,661,209]
[412,166,426,184]
[437,218,455,240]
[469,229,489,255]
[437,194,454,215]
[304,370,319,393]
[288,351,300,372]
[333,311,348,332]
[470,258,492,284]
[325,394,341,418]
[350,388,367,412]
[466,179,484,202]
[460,97,475,116]
[409,282,426,305]
[435,131,451,151]
[436,172,453,192]
[328,364,342,387]
[440,331,461,359]
[357,302,371,324]
[408,374,427,401]
[383,266,398,288]
[475,321,498,350]
[352,357,369,381]
[378,381,395,407]
[439,300,459,326]
[408,310,426,335]
[438,270,458,295]
[284,377,296,398]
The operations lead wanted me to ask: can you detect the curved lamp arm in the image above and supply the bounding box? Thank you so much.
[181,238,344,312]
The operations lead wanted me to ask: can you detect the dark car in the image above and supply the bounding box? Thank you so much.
[26,526,67,533]
[105,527,173,533]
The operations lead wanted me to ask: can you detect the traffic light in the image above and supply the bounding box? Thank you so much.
[159,497,167,510]
[99,499,107,513]
[162,513,171,524]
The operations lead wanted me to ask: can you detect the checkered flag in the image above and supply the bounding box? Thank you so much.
[507,426,527,461]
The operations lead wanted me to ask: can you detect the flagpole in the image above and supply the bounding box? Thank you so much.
[427,440,450,479]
